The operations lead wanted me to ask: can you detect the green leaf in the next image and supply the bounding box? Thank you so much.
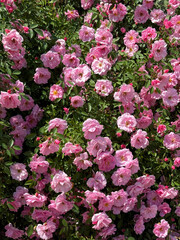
[62,219,68,227]
[7,203,15,210]
[2,143,7,149]
[13,70,21,75]
[27,225,34,237]
[29,29,34,39]
[35,28,44,36]
[13,145,21,150]
[31,24,38,29]
[72,205,79,214]
[128,237,135,240]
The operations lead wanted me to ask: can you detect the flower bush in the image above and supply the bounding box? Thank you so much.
[0,0,180,239]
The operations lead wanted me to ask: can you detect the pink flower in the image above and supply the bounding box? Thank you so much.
[157,124,166,135]
[49,84,64,101]
[87,171,107,190]
[95,80,113,97]
[127,182,144,197]
[62,142,83,155]
[13,186,28,205]
[123,30,139,47]
[32,209,51,222]
[71,96,84,108]
[48,193,73,215]
[131,129,149,149]
[98,195,113,211]
[114,84,135,104]
[0,91,21,109]
[19,94,34,111]
[94,151,116,172]
[41,51,60,69]
[81,0,94,10]
[79,25,95,42]
[24,193,47,207]
[174,157,180,167]
[134,216,145,235]
[156,185,178,199]
[175,206,180,216]
[150,9,166,24]
[38,30,51,40]
[2,29,23,51]
[117,113,137,133]
[153,219,170,238]
[48,118,67,134]
[161,88,179,107]
[0,106,6,118]
[73,152,92,170]
[158,202,171,217]
[51,171,72,193]
[82,118,103,140]
[95,28,113,46]
[122,197,137,213]
[92,212,112,230]
[134,5,149,24]
[72,64,91,87]
[85,190,105,204]
[111,167,131,186]
[137,174,155,188]
[92,58,111,76]
[36,220,56,240]
[39,139,60,156]
[125,44,139,57]
[86,136,107,157]
[5,223,24,239]
[142,0,154,9]
[62,53,80,68]
[140,205,157,219]
[141,27,157,42]
[115,148,133,167]
[163,132,180,150]
[111,189,128,207]
[29,155,49,174]
[151,40,167,61]
[65,9,79,20]
[10,163,28,181]
[99,224,117,238]
[108,3,127,22]
[33,68,51,84]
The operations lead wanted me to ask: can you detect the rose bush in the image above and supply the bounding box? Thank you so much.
[0,0,180,239]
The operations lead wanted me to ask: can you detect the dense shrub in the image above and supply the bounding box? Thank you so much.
[0,0,180,239]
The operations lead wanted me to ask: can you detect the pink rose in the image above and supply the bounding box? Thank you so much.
[33,68,51,84]
[151,40,167,61]
[10,163,28,181]
[117,113,137,133]
[134,5,149,24]
[92,212,112,230]
[153,219,170,238]
[49,84,64,101]
[0,91,21,109]
[95,80,113,97]
[41,51,60,69]
[51,171,73,193]
[71,96,84,108]
[131,129,149,149]
[79,25,95,42]
[48,118,68,134]
[111,167,131,186]
[82,118,103,140]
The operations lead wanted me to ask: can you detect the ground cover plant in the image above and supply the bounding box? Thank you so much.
[0,0,180,239]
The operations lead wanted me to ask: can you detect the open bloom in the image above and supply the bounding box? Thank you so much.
[51,171,72,193]
[151,40,167,61]
[92,212,112,230]
[163,132,180,150]
[0,91,21,109]
[10,163,28,181]
[82,118,103,140]
[131,129,149,149]
[153,219,170,238]
[117,113,137,133]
